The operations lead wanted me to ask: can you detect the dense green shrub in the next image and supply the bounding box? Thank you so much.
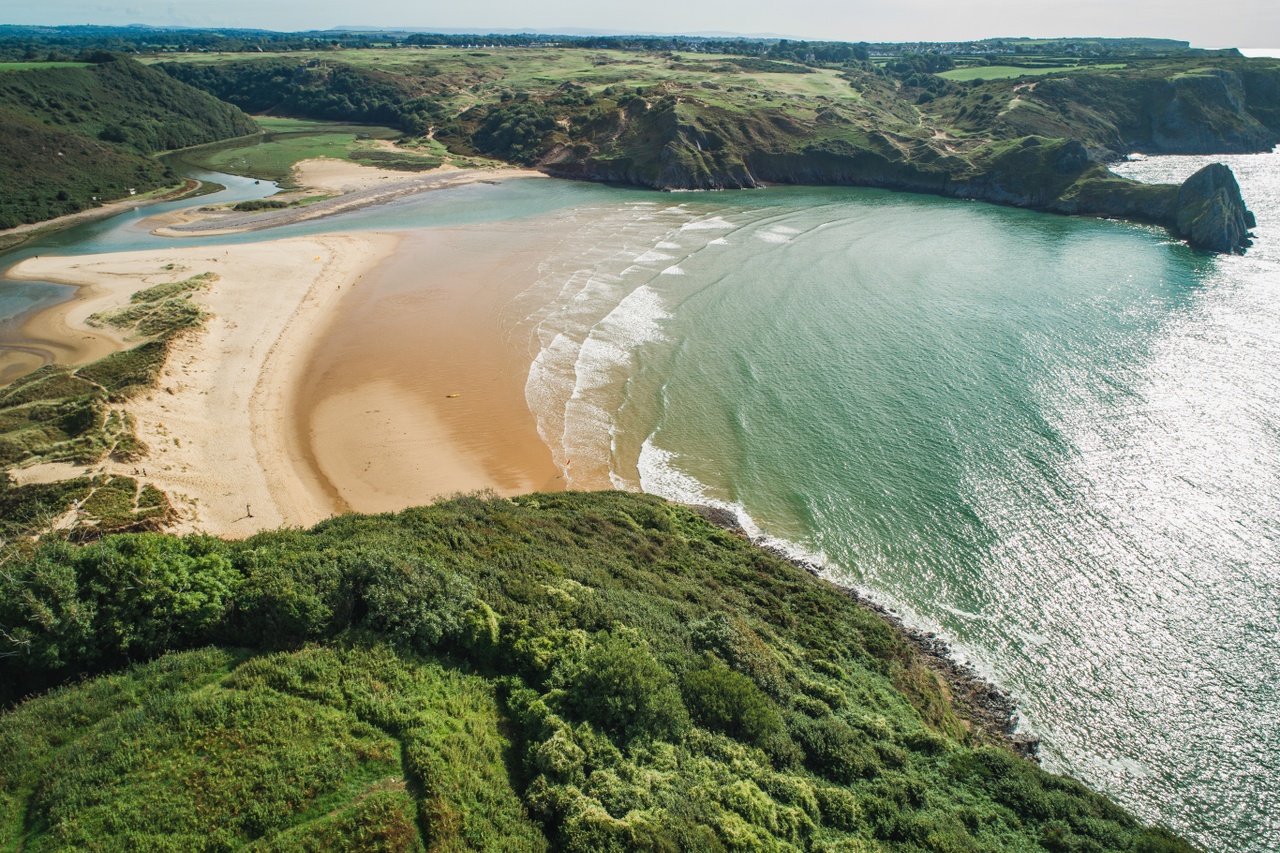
[682,654,784,748]
[0,493,1201,851]
[77,533,238,657]
[558,628,689,743]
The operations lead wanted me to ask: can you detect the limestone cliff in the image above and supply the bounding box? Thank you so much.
[1174,163,1256,252]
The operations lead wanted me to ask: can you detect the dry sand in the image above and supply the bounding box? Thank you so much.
[3,213,567,535]
[5,236,394,533]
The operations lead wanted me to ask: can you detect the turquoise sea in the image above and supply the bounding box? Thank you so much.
[3,150,1277,850]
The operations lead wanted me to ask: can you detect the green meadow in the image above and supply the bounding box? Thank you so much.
[937,63,1127,82]
[0,61,92,72]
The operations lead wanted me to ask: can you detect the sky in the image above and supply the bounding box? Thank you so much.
[4,0,1279,48]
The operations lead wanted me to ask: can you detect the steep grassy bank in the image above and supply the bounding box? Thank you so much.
[0,55,258,228]
[1,493,1197,851]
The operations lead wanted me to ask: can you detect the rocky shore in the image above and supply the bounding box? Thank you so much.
[691,503,1041,760]
[550,140,1258,254]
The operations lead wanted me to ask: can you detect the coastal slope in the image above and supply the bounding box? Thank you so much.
[0,53,258,228]
[0,492,1200,852]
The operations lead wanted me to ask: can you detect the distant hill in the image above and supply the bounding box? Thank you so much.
[0,54,258,229]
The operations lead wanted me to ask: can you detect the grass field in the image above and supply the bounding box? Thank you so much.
[146,47,863,108]
[252,116,401,136]
[0,61,92,72]
[177,121,443,185]
[938,63,1127,81]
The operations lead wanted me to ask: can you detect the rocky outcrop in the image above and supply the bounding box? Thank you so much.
[1174,163,1256,252]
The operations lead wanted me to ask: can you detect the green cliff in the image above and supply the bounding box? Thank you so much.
[159,49,1274,251]
[0,493,1199,852]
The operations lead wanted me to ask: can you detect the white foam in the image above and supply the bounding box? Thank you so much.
[680,216,735,231]
[559,286,672,487]
[636,439,834,571]
[661,265,685,276]
[633,249,675,265]
[708,238,730,246]
[757,231,791,244]
[656,241,682,249]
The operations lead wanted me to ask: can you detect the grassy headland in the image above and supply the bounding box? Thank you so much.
[0,492,1199,851]
[150,46,1280,250]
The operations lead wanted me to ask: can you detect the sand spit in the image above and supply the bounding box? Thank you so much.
[150,161,547,237]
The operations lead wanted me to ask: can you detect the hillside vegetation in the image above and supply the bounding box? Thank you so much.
[0,54,258,228]
[154,48,1279,249]
[1,492,1197,852]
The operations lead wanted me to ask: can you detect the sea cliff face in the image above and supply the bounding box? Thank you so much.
[546,133,1256,252]
[1174,162,1256,252]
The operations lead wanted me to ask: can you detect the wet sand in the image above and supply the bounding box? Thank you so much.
[294,223,564,513]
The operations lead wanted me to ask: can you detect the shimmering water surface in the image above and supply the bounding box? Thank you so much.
[517,153,1280,851]
[3,150,1277,850]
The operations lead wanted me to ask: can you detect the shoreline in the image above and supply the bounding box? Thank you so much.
[4,236,395,534]
[0,178,208,254]
[290,223,566,513]
[149,161,548,237]
[2,206,572,534]
[690,504,1040,759]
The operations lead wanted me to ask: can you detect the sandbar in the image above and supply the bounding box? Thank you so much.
[149,160,547,237]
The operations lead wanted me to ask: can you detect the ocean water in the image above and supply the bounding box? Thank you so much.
[3,149,1277,849]
[519,154,1280,850]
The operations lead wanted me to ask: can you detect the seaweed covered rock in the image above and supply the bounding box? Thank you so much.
[1175,162,1256,252]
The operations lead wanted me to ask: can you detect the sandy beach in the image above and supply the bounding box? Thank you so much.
[4,237,391,533]
[294,223,565,514]
[2,209,566,535]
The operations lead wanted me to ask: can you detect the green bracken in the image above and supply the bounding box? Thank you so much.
[0,493,1200,851]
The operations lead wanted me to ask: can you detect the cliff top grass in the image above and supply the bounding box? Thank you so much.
[936,63,1128,82]
[0,491,1200,851]
[0,61,92,72]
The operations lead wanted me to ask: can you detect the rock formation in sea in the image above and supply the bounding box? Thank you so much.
[1174,163,1256,252]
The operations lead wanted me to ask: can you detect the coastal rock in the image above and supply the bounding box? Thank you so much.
[1054,139,1090,174]
[1175,163,1255,252]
